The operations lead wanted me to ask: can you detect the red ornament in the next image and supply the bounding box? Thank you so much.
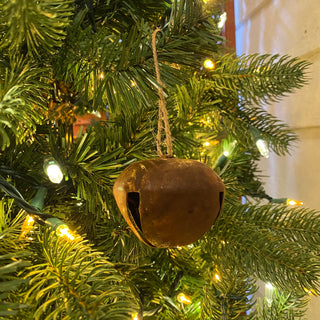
[73,111,107,138]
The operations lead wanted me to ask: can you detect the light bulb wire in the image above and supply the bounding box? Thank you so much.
[0,165,39,187]
[0,174,57,223]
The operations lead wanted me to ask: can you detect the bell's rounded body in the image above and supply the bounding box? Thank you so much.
[113,158,225,248]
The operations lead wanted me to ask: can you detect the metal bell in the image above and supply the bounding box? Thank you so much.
[113,158,225,248]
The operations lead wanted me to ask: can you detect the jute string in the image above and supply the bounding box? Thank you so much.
[152,27,173,157]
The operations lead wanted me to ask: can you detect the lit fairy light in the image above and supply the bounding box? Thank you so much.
[20,215,35,239]
[46,163,63,183]
[44,157,63,184]
[256,139,269,158]
[265,282,274,290]
[223,140,237,158]
[250,127,269,158]
[91,111,102,118]
[177,293,192,304]
[265,282,275,307]
[286,199,304,206]
[304,288,318,296]
[26,215,34,225]
[214,273,220,281]
[218,12,227,29]
[203,59,215,69]
[56,225,76,241]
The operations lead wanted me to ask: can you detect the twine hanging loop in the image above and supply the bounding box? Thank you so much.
[152,27,173,157]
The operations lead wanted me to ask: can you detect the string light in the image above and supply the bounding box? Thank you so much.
[99,72,104,79]
[286,198,304,206]
[271,198,305,206]
[20,187,48,239]
[43,157,63,184]
[132,314,139,320]
[265,282,274,307]
[177,293,192,304]
[203,59,215,70]
[56,225,76,241]
[265,282,274,290]
[203,140,219,147]
[91,111,102,118]
[250,126,269,158]
[215,154,228,168]
[0,174,77,242]
[30,186,47,211]
[218,12,227,29]
[255,139,270,158]
[214,273,220,281]
[304,288,319,296]
[45,217,76,242]
[214,140,237,169]
[20,215,35,239]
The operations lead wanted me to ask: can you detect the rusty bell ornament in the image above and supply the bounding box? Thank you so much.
[113,158,225,248]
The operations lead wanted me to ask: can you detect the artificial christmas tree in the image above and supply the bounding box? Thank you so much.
[0,0,318,319]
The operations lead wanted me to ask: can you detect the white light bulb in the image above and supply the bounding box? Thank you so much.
[265,282,274,290]
[218,12,227,29]
[46,164,63,183]
[256,139,269,158]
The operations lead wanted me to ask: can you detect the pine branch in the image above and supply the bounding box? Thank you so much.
[239,104,298,155]
[89,0,169,32]
[0,0,73,57]
[0,199,31,318]
[171,76,297,157]
[23,229,137,320]
[206,203,320,294]
[209,53,310,105]
[53,0,222,114]
[220,150,265,204]
[255,289,309,319]
[201,272,256,320]
[0,56,48,150]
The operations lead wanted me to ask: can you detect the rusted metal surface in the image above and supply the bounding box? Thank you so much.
[113,158,225,248]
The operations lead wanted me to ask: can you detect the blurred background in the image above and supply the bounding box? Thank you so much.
[234,0,320,318]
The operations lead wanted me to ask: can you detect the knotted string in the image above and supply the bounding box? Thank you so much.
[152,27,173,157]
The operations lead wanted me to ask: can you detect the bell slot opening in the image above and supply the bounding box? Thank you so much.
[217,191,225,218]
[219,191,224,207]
[127,192,142,231]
